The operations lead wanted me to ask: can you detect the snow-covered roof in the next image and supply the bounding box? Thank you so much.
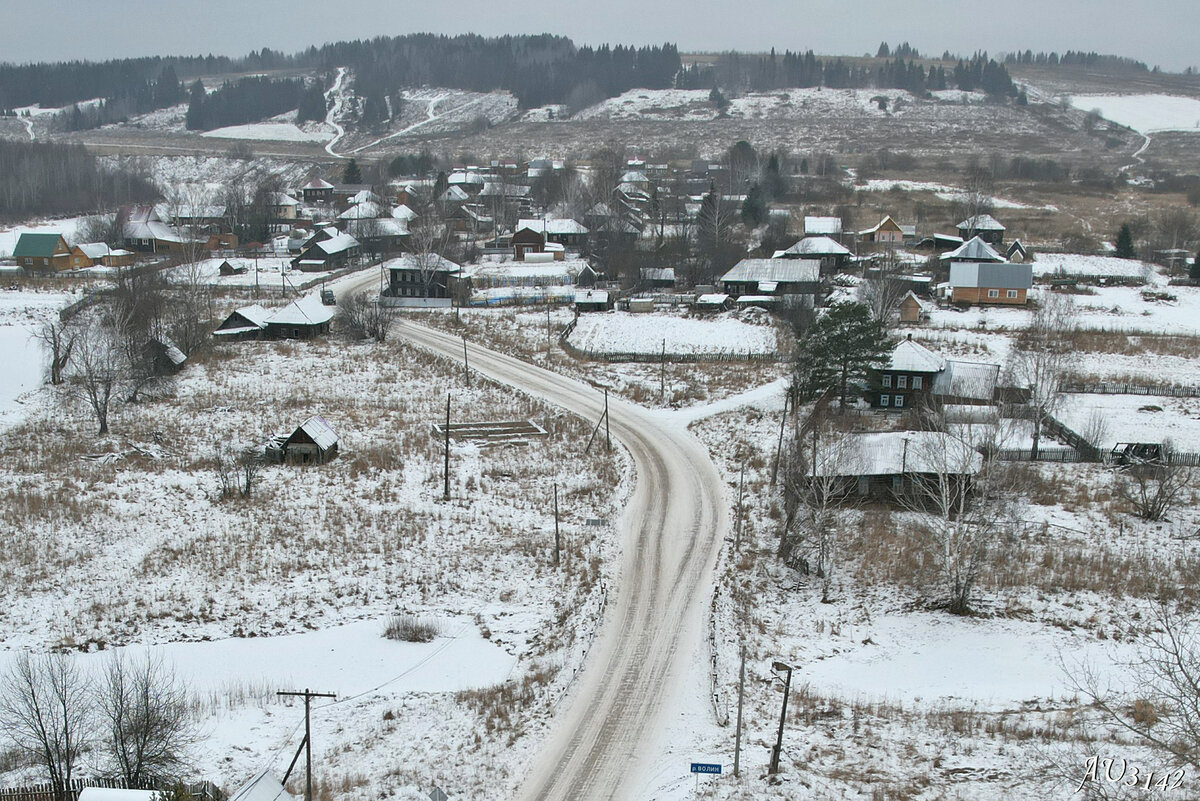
[932,360,1000,402]
[780,236,851,257]
[154,203,226,221]
[350,189,381,205]
[228,770,299,801]
[480,182,531,197]
[269,192,300,206]
[268,295,336,326]
[449,171,485,185]
[640,267,676,282]
[944,236,1004,263]
[900,290,932,311]
[721,259,820,284]
[888,338,946,373]
[958,214,1006,232]
[516,218,589,236]
[338,201,383,220]
[314,232,360,255]
[348,218,408,237]
[697,293,730,304]
[384,253,460,272]
[804,216,843,236]
[949,262,1033,290]
[392,204,416,221]
[621,170,649,184]
[440,186,470,203]
[303,178,334,190]
[291,415,338,450]
[575,289,609,303]
[78,789,160,801]
[76,242,111,259]
[859,216,903,236]
[813,431,983,478]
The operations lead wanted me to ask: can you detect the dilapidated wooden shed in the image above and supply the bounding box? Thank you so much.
[267,415,339,465]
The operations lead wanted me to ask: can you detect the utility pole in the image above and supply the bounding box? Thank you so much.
[462,336,470,387]
[604,389,611,452]
[771,393,790,488]
[733,643,746,778]
[768,661,793,775]
[553,483,561,566]
[734,461,746,551]
[276,688,336,801]
[443,393,451,500]
[660,339,666,403]
[546,301,552,355]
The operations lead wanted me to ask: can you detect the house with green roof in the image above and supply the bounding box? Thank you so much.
[13,233,71,272]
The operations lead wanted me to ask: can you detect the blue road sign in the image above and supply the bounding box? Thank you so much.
[690,763,722,775]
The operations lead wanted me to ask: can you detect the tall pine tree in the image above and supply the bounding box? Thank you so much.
[793,302,893,409]
[343,158,362,184]
[1115,223,1135,259]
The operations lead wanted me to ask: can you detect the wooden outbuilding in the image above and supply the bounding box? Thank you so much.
[267,415,339,465]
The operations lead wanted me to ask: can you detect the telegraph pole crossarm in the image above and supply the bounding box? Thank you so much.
[277,688,337,801]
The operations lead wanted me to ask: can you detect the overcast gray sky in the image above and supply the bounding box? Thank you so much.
[13,1,1200,72]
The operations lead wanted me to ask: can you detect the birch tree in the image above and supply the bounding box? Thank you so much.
[1005,295,1076,458]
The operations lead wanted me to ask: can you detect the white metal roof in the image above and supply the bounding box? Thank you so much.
[812,431,983,477]
[516,218,589,236]
[944,236,1004,263]
[293,415,338,450]
[958,214,1006,231]
[932,360,1000,402]
[721,259,820,284]
[780,236,851,257]
[804,216,843,235]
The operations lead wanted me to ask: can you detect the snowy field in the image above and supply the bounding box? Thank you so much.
[802,613,1133,708]
[166,257,334,289]
[575,87,900,121]
[1067,93,1200,133]
[568,311,778,356]
[928,285,1200,335]
[200,123,332,142]
[0,216,86,257]
[857,178,1050,210]
[1058,393,1200,452]
[1031,253,1157,281]
[0,290,71,429]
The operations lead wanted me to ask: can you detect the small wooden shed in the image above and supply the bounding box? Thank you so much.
[267,415,339,465]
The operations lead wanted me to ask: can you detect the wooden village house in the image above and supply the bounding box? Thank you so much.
[267,415,339,465]
[13,233,71,272]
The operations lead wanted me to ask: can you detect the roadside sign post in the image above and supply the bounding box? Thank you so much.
[690,762,722,793]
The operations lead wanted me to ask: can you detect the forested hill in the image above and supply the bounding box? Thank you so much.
[0,34,680,116]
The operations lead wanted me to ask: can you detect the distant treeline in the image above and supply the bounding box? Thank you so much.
[184,76,307,131]
[0,50,293,110]
[1005,50,1149,71]
[48,66,187,132]
[679,51,1017,97]
[0,140,157,222]
[313,34,681,109]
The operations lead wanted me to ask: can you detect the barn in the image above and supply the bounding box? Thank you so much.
[267,415,339,465]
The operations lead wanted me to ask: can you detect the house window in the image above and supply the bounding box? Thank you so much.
[882,375,892,388]
[1007,289,1019,299]
[912,376,923,390]
[987,289,1000,298]
[880,395,890,407]
[897,375,908,389]
[895,395,905,408]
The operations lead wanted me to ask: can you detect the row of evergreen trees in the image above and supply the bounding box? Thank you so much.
[50,66,187,132]
[678,51,1016,97]
[184,77,306,131]
[0,50,293,111]
[1005,50,1149,71]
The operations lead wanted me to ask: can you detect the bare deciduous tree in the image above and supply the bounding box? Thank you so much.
[1005,295,1077,459]
[339,291,394,343]
[212,442,261,500]
[1119,458,1194,522]
[67,319,126,436]
[0,653,92,801]
[859,272,909,324]
[35,320,77,386]
[98,653,196,786]
[1070,603,1200,774]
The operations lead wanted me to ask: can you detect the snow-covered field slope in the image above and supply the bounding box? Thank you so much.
[1067,93,1200,133]
[0,291,72,429]
[1031,253,1156,281]
[568,311,778,356]
[166,257,333,289]
[929,285,1200,335]
[201,122,332,142]
[856,178,1053,210]
[0,216,86,257]
[1058,393,1200,451]
[575,87,903,122]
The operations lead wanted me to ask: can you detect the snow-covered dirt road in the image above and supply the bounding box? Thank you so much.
[390,318,728,801]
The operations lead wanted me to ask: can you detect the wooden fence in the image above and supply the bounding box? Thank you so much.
[995,448,1086,463]
[1063,382,1200,398]
[0,779,221,801]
